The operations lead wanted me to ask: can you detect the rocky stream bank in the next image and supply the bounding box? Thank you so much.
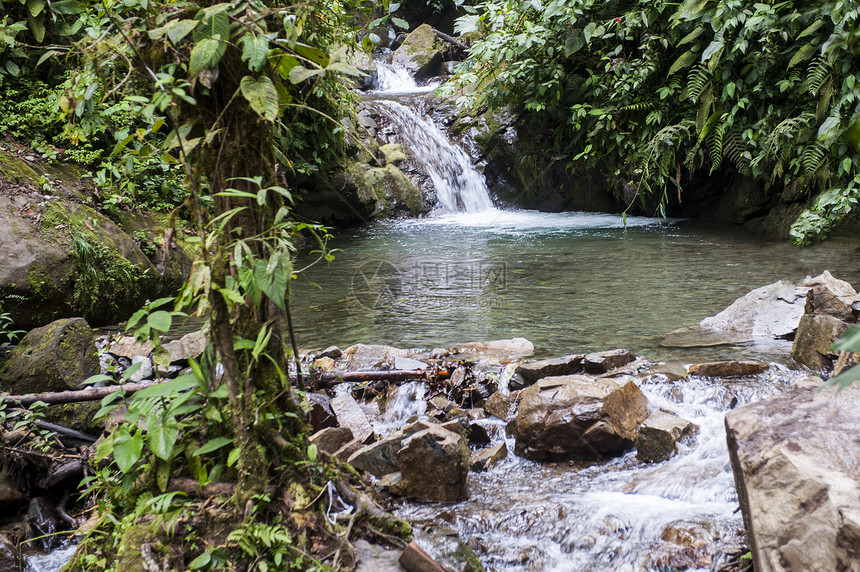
[0,271,857,570]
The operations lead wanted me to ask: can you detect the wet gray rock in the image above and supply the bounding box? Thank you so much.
[391,24,444,80]
[725,382,860,572]
[333,438,364,462]
[791,314,849,371]
[330,393,374,442]
[306,392,337,431]
[470,442,507,472]
[515,354,584,386]
[0,317,98,394]
[391,425,469,502]
[583,349,636,374]
[129,356,153,382]
[687,361,769,378]
[342,343,411,370]
[354,539,404,572]
[804,284,855,321]
[636,411,698,463]
[309,427,354,456]
[514,375,650,461]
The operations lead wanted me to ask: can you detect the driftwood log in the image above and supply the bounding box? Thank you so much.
[432,28,468,51]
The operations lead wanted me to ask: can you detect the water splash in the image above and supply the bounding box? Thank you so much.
[375,381,427,435]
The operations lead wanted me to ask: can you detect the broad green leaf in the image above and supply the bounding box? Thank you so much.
[455,14,480,35]
[27,0,45,18]
[672,0,710,22]
[391,17,409,30]
[678,26,705,46]
[227,447,240,467]
[239,75,279,121]
[193,437,234,456]
[121,361,142,382]
[253,257,288,311]
[50,0,85,14]
[82,374,113,386]
[150,19,199,44]
[189,552,212,570]
[564,29,585,56]
[327,61,362,77]
[797,19,824,40]
[5,61,20,77]
[668,50,697,75]
[307,443,318,463]
[701,40,724,63]
[788,43,817,69]
[293,43,329,67]
[148,418,180,461]
[133,373,201,400]
[242,35,270,72]
[156,458,170,492]
[288,66,324,84]
[28,13,46,43]
[113,426,143,472]
[389,2,401,12]
[147,310,173,332]
[189,38,224,74]
[583,22,597,43]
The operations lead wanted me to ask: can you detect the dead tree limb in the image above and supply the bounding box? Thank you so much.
[1,381,158,407]
[433,28,468,51]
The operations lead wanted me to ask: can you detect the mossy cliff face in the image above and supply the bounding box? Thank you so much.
[0,317,98,394]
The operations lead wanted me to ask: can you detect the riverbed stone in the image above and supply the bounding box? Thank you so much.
[802,270,856,304]
[635,411,698,463]
[318,346,342,359]
[0,317,98,394]
[515,354,584,386]
[790,314,848,371]
[342,343,411,370]
[484,392,512,420]
[129,356,152,382]
[514,375,650,461]
[380,143,407,167]
[309,427,354,456]
[330,393,374,442]
[391,425,469,502]
[470,442,507,472]
[687,361,769,378]
[583,349,636,374]
[725,382,860,572]
[804,284,855,321]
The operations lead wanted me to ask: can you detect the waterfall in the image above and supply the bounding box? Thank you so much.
[366,62,494,214]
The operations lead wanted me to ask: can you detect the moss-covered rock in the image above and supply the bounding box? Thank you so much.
[392,24,444,80]
[0,317,97,394]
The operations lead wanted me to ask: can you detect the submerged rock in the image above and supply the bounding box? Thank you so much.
[636,411,698,463]
[725,382,860,572]
[514,375,650,461]
[687,361,768,378]
[0,317,98,394]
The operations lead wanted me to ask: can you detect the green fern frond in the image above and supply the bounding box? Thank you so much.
[682,64,712,103]
[707,123,725,172]
[804,56,831,96]
[620,102,654,112]
[722,130,750,174]
[802,141,829,175]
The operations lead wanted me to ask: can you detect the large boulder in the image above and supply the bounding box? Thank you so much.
[663,280,807,347]
[391,424,469,502]
[0,318,97,394]
[583,349,636,374]
[514,376,650,461]
[725,382,860,572]
[390,24,444,80]
[791,314,849,371]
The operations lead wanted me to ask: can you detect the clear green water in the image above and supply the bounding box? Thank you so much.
[291,210,860,363]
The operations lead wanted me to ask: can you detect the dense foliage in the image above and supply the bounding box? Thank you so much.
[445,0,860,243]
[1,1,401,570]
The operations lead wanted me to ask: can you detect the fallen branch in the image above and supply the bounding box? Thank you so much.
[1,381,159,406]
[433,28,468,51]
[312,369,428,390]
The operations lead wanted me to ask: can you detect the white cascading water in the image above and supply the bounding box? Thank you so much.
[366,62,494,214]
